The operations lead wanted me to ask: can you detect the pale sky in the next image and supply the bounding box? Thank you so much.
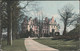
[20,1,79,34]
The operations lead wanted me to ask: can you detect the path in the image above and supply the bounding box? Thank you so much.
[24,38,59,51]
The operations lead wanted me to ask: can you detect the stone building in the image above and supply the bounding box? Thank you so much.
[49,16,55,33]
[33,18,39,35]
[21,16,28,33]
[28,17,34,32]
[49,16,60,36]
[42,17,49,36]
[21,16,60,37]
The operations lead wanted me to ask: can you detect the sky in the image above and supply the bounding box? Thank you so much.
[39,1,79,17]
[21,1,79,34]
[35,1,79,20]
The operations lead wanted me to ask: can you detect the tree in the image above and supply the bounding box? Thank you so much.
[0,0,9,47]
[6,1,35,45]
[6,1,31,45]
[11,1,34,39]
[0,1,39,45]
[0,1,21,45]
[11,1,21,39]
[58,4,78,35]
[0,1,2,47]
[6,0,13,45]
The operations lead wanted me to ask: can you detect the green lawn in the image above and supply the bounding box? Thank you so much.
[2,38,26,51]
[34,38,80,51]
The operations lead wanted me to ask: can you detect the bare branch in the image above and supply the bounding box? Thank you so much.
[58,4,78,35]
[20,1,32,9]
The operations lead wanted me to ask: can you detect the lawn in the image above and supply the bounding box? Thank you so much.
[34,38,80,51]
[2,38,26,51]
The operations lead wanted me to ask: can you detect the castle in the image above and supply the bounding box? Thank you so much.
[21,16,60,37]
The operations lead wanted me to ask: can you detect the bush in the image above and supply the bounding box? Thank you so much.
[20,33,27,38]
[52,24,80,40]
[52,35,79,40]
[44,33,50,37]
[66,25,80,40]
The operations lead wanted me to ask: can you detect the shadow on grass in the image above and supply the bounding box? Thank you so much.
[2,38,26,51]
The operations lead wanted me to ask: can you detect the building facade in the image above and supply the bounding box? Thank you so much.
[33,18,39,35]
[21,16,60,37]
[27,17,34,32]
[21,16,28,33]
[41,17,49,36]
[49,16,60,36]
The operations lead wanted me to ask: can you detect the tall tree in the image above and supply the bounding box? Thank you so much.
[6,1,33,45]
[0,1,2,47]
[1,1,39,45]
[7,0,13,45]
[58,4,78,35]
[11,1,21,39]
[0,0,7,47]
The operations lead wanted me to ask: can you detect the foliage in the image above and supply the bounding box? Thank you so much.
[66,24,80,40]
[67,27,80,36]
[20,33,27,38]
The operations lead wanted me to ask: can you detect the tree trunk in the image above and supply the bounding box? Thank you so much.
[0,18,2,48]
[0,12,1,48]
[7,1,12,45]
[63,23,67,35]
[0,1,2,48]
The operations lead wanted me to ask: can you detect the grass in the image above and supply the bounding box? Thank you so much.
[34,38,80,51]
[2,38,26,51]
